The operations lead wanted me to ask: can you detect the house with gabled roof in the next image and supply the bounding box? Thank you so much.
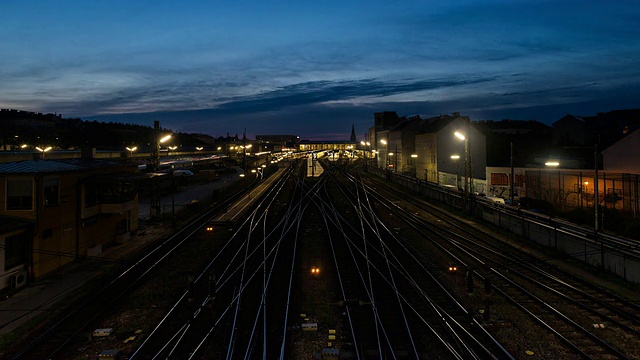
[414,114,486,187]
[602,129,640,174]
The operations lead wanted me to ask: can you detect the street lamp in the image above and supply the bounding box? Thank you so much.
[411,154,418,176]
[168,145,178,157]
[454,130,472,203]
[35,146,52,159]
[380,139,388,170]
[451,154,461,189]
[126,146,137,157]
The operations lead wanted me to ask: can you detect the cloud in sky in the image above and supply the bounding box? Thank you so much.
[1,0,639,140]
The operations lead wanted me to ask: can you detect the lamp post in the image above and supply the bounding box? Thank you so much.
[363,141,371,169]
[35,146,52,159]
[152,129,172,172]
[248,167,263,199]
[126,146,137,158]
[451,154,461,189]
[583,181,590,207]
[510,142,515,206]
[150,127,172,219]
[380,139,388,170]
[171,168,176,227]
[594,144,599,232]
[394,145,398,173]
[454,130,472,203]
[411,154,417,177]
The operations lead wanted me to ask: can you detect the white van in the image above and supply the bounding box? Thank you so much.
[485,196,505,204]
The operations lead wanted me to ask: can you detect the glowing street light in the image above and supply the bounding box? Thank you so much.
[159,134,172,143]
[454,127,472,209]
[545,161,560,167]
[196,146,204,151]
[451,154,462,189]
[126,146,137,157]
[36,146,52,158]
[454,131,466,141]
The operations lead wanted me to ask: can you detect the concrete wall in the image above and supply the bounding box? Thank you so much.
[479,203,640,283]
[371,168,640,284]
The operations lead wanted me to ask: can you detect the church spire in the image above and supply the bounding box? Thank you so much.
[350,124,357,142]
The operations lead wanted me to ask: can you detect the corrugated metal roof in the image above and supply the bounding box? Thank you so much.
[0,159,133,174]
[0,160,84,174]
[55,158,125,169]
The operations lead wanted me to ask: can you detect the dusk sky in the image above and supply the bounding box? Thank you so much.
[2,0,639,140]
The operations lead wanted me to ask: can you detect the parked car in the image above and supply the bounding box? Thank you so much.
[173,170,194,177]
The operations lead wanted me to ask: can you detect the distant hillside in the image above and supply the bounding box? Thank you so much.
[0,109,215,151]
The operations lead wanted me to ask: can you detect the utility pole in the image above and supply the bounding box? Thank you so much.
[150,120,161,219]
[510,141,515,205]
[594,144,599,232]
[395,145,398,173]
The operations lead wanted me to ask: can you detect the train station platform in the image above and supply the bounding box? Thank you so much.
[210,166,288,224]
[306,156,323,178]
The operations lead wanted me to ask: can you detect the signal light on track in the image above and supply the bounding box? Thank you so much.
[449,265,458,272]
[206,226,214,232]
[311,267,320,275]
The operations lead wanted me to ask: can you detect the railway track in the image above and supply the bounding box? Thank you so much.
[314,160,513,359]
[359,169,640,359]
[8,156,638,359]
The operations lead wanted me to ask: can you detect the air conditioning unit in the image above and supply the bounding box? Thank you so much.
[10,270,27,290]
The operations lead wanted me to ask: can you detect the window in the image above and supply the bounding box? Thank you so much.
[5,232,28,270]
[6,179,33,210]
[44,177,59,207]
